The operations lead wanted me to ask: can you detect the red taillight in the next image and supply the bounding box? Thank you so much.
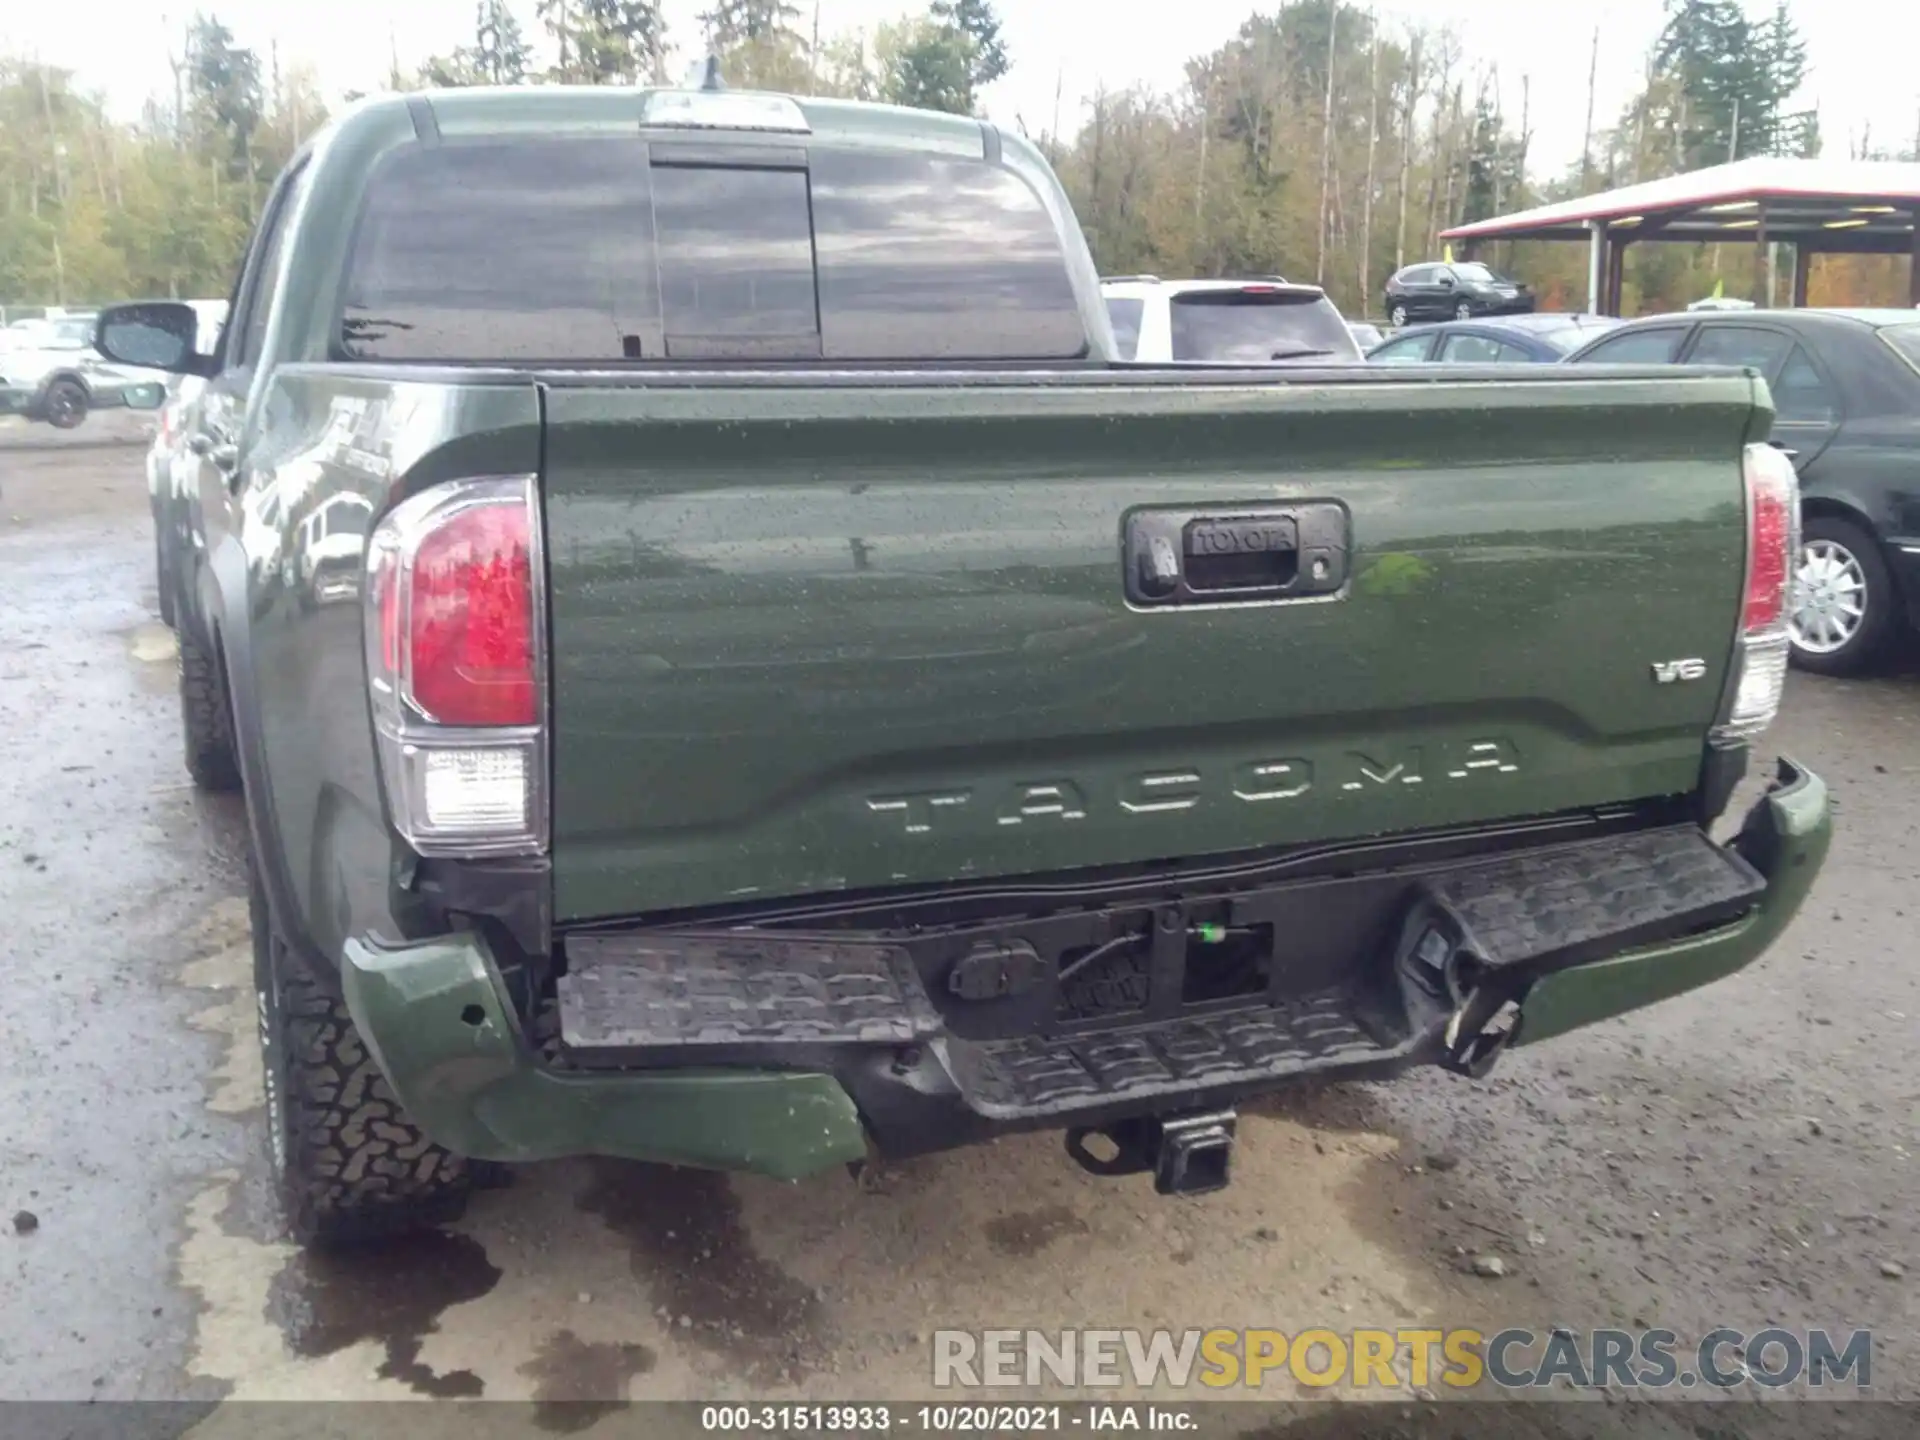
[363,476,546,857]
[406,503,535,726]
[1741,445,1797,633]
[1713,444,1800,749]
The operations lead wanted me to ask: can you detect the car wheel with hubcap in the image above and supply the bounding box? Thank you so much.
[1788,516,1895,677]
[1389,304,1408,328]
[41,378,88,430]
[1454,301,1473,321]
[248,845,476,1248]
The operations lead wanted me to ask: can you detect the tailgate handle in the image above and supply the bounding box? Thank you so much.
[1125,503,1349,607]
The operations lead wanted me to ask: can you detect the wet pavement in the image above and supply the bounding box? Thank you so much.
[1,428,1917,1428]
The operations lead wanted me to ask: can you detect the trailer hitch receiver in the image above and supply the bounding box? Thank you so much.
[1064,1109,1237,1196]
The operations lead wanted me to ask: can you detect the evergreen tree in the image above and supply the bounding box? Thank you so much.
[1752,2,1818,156]
[699,0,801,50]
[1654,0,1815,166]
[474,0,532,85]
[576,1,669,84]
[882,20,975,114]
[929,0,1008,91]
[185,17,264,185]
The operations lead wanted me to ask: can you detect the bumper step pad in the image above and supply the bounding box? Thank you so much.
[555,824,1767,1117]
[1422,824,1764,971]
[947,991,1391,1120]
[559,933,943,1051]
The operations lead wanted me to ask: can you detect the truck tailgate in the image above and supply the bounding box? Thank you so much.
[541,369,1759,921]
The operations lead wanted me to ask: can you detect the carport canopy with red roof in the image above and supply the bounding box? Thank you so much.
[1438,158,1920,316]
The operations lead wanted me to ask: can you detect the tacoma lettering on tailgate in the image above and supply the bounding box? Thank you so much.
[864,739,1521,836]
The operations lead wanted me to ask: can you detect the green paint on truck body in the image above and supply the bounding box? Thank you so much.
[341,933,868,1176]
[1517,758,1832,1047]
[337,758,1828,1173]
[543,371,1762,920]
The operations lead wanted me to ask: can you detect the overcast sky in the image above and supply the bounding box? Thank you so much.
[5,0,1917,177]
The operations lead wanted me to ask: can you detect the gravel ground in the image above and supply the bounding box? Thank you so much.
[0,429,1914,1436]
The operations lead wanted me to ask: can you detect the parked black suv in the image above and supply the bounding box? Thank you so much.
[1383,262,1535,327]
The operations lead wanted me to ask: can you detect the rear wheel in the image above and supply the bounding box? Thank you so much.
[1788,515,1896,677]
[178,626,240,790]
[1389,304,1409,328]
[249,849,476,1248]
[42,378,87,430]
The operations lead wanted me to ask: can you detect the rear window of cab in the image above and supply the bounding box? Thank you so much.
[336,136,1088,364]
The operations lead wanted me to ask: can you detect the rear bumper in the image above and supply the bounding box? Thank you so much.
[342,758,1829,1178]
[1513,756,1828,1045]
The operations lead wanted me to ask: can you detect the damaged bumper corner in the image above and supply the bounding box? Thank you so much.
[339,932,869,1178]
[1514,755,1831,1048]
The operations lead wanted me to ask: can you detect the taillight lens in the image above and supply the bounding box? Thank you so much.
[364,476,547,856]
[1712,443,1800,747]
[1742,452,1793,630]
[407,503,536,726]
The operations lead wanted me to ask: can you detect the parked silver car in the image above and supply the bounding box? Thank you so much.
[0,313,166,428]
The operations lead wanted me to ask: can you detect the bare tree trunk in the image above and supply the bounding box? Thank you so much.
[1359,14,1380,307]
[1511,75,1530,274]
[1195,80,1210,261]
[1395,32,1422,270]
[1439,84,1464,240]
[1517,76,1532,187]
[1488,66,1504,223]
[169,15,188,146]
[1580,29,1598,189]
[88,128,108,206]
[1423,50,1455,252]
[1050,68,1062,160]
[1630,64,1651,183]
[1316,5,1338,285]
[1328,161,1347,302]
[37,64,69,206]
[1088,89,1108,246]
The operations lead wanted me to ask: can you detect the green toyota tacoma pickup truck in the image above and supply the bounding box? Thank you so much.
[98,81,1831,1249]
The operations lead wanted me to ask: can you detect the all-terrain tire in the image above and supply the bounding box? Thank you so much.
[178,626,240,791]
[249,851,475,1248]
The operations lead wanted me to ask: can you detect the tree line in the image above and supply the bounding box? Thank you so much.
[3,0,1913,317]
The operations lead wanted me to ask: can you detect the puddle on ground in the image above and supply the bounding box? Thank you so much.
[982,1203,1091,1258]
[178,897,261,1116]
[577,1158,825,1387]
[520,1328,657,1433]
[129,621,178,665]
[266,1230,503,1397]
